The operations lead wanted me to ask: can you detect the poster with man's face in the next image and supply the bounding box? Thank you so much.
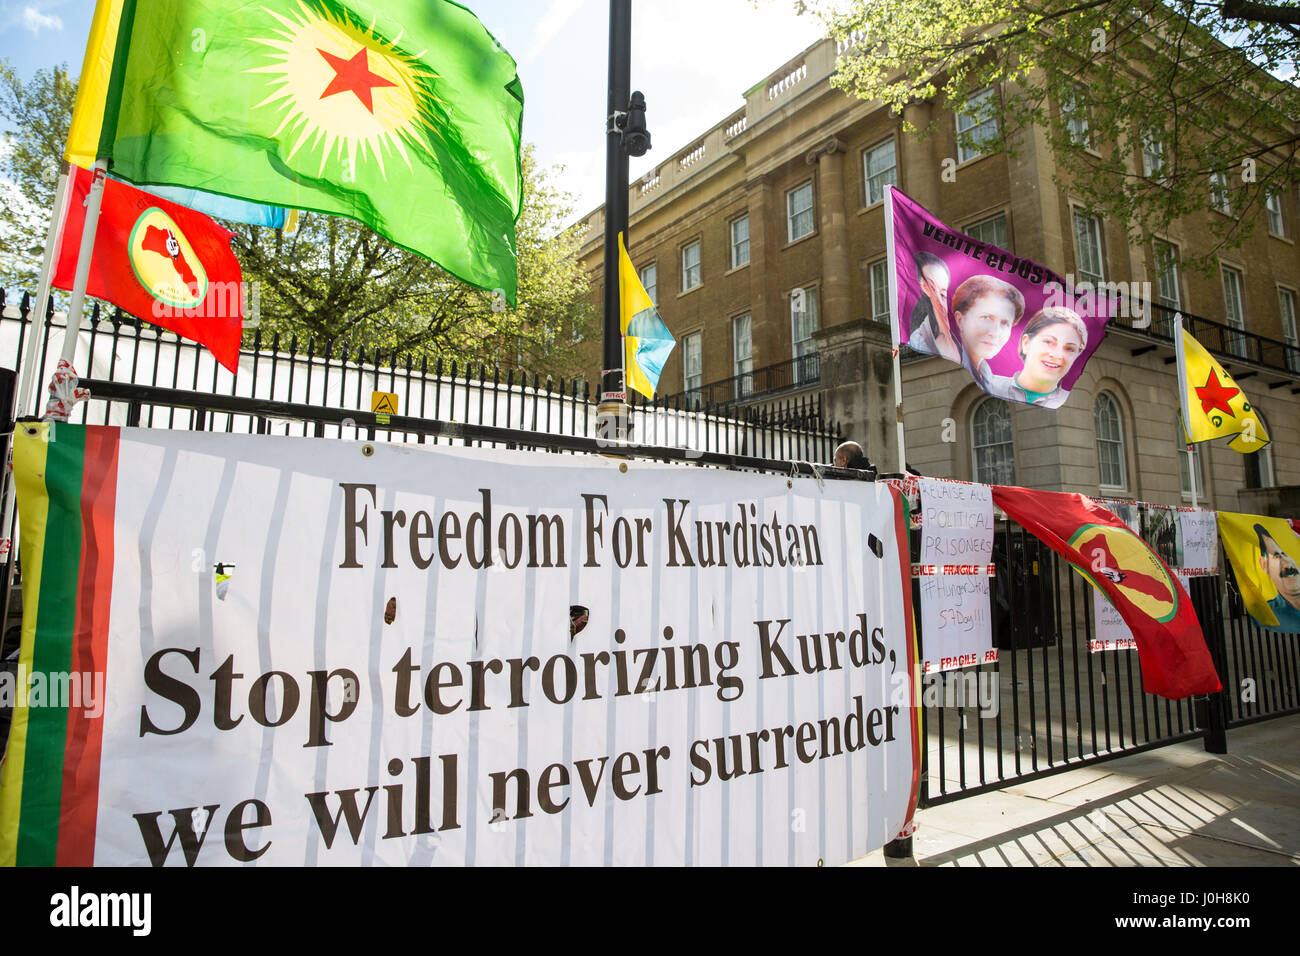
[1218,512,1300,634]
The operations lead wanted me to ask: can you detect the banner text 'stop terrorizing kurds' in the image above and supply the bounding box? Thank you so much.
[889,188,1111,410]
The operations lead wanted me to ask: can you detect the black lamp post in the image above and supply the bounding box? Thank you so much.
[598,0,650,437]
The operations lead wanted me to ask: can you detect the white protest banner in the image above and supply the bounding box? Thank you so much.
[917,479,996,673]
[1178,508,1219,577]
[1,424,919,867]
[1091,498,1140,652]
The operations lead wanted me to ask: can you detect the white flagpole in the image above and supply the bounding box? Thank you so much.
[0,165,74,568]
[15,166,74,419]
[1173,312,1199,508]
[54,158,109,376]
[883,185,907,474]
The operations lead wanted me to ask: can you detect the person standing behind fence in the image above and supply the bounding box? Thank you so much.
[834,440,875,473]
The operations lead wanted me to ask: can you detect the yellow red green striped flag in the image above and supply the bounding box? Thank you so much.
[0,424,119,866]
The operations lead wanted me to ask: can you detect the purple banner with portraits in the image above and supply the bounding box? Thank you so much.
[887,187,1111,409]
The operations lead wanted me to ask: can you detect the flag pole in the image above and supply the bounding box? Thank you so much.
[15,166,73,419]
[52,159,109,381]
[598,0,632,441]
[1173,312,1199,509]
[884,185,908,474]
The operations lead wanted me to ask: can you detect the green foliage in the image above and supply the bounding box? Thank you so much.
[234,145,596,378]
[808,0,1300,272]
[0,60,592,377]
[0,60,77,289]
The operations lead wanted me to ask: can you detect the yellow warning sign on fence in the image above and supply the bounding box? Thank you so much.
[371,391,399,415]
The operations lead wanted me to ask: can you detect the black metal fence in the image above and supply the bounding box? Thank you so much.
[916,513,1299,808]
[0,288,841,463]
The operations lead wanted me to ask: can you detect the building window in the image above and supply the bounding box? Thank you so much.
[1266,190,1287,237]
[868,260,890,324]
[1153,239,1182,337]
[790,285,819,383]
[1210,171,1233,216]
[1141,127,1166,180]
[639,263,657,306]
[1153,240,1182,311]
[971,398,1015,485]
[1073,209,1105,285]
[966,213,1008,250]
[1095,392,1127,491]
[862,138,897,206]
[1221,265,1247,358]
[956,87,999,164]
[1279,287,1299,373]
[682,331,702,406]
[730,215,750,269]
[1177,420,1205,500]
[1244,413,1275,490]
[787,182,814,242]
[681,240,701,292]
[733,313,753,396]
[1062,86,1090,147]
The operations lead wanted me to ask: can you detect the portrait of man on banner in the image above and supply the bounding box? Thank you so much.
[887,188,1110,410]
[1219,512,1300,634]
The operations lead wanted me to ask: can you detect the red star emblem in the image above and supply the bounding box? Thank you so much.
[317,46,396,114]
[1195,369,1238,417]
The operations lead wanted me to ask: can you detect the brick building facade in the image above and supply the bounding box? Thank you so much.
[574,34,1300,513]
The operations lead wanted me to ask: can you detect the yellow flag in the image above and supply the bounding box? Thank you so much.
[1217,512,1300,633]
[618,233,675,399]
[1174,317,1269,453]
[64,0,122,169]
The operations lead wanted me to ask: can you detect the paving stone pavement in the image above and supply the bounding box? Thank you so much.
[849,713,1300,867]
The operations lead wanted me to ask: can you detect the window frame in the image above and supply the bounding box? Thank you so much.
[970,397,1016,486]
[1243,411,1275,490]
[1266,190,1287,238]
[1061,85,1090,148]
[1221,264,1247,358]
[680,239,702,293]
[786,181,815,243]
[1141,127,1166,181]
[955,87,999,165]
[639,262,657,306]
[1094,391,1128,493]
[1279,286,1299,373]
[1210,171,1233,216]
[1072,207,1106,285]
[966,213,1009,250]
[790,284,820,384]
[682,330,703,404]
[868,259,891,324]
[729,214,750,270]
[862,137,898,207]
[732,311,753,396]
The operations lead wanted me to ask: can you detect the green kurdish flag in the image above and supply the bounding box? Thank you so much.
[101,0,524,301]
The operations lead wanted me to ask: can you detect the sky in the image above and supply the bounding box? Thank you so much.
[0,0,827,220]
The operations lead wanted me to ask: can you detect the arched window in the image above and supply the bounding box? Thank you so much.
[1095,392,1127,491]
[1244,412,1275,489]
[971,398,1015,485]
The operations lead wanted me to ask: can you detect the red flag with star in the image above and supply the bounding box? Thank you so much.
[993,486,1221,700]
[1174,316,1270,454]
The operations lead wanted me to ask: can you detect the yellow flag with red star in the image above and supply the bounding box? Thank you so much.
[1174,315,1270,453]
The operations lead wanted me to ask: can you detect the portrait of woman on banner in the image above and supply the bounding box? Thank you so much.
[984,307,1088,410]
